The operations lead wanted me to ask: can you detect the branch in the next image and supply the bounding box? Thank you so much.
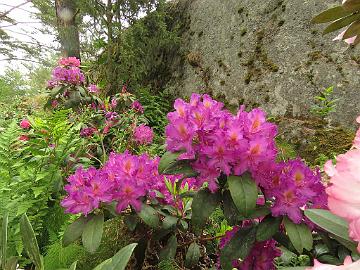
[0,57,43,64]
[0,3,40,16]
[0,21,43,28]
[0,0,33,20]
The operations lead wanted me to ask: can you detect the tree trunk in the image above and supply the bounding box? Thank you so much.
[55,0,81,59]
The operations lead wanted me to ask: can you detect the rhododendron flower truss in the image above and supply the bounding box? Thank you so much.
[325,120,360,252]
[61,151,200,216]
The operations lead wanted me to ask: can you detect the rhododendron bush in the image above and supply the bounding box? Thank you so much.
[59,92,360,269]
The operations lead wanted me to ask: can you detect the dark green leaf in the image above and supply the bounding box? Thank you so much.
[92,243,137,270]
[158,151,197,177]
[317,254,341,265]
[304,209,351,242]
[284,218,313,254]
[20,214,44,270]
[159,235,178,261]
[220,227,256,270]
[162,216,178,230]
[323,13,360,34]
[191,189,220,233]
[4,257,17,270]
[223,190,241,225]
[278,267,307,270]
[228,174,258,217]
[343,0,360,12]
[1,212,8,269]
[185,242,200,268]
[123,215,138,232]
[63,216,89,247]
[312,6,353,24]
[82,213,104,254]
[69,261,77,270]
[158,151,182,173]
[343,20,360,39]
[138,204,160,228]
[256,215,281,241]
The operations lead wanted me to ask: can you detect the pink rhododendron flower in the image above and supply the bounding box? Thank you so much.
[333,29,357,45]
[18,135,29,141]
[133,124,154,145]
[307,256,360,269]
[51,66,85,85]
[111,97,117,108]
[131,100,144,113]
[164,93,326,222]
[88,84,100,94]
[61,151,201,215]
[80,127,96,138]
[325,148,360,252]
[58,57,81,67]
[51,100,59,108]
[20,119,31,129]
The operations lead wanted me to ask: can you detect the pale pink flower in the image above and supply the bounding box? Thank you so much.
[333,29,357,45]
[325,148,360,252]
[307,256,360,269]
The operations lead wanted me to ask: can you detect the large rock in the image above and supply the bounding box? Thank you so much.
[167,0,360,127]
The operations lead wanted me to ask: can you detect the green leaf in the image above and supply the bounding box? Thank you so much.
[312,6,353,24]
[228,174,258,217]
[304,209,351,242]
[1,212,8,269]
[191,189,220,232]
[343,0,360,12]
[162,216,178,230]
[256,215,281,242]
[137,204,160,228]
[63,216,89,247]
[323,13,360,34]
[123,215,138,232]
[159,235,178,261]
[343,20,360,39]
[158,151,182,173]
[223,190,241,225]
[220,227,256,270]
[92,243,137,270]
[185,242,200,268]
[283,218,313,254]
[4,257,17,270]
[158,151,197,177]
[20,214,44,270]
[69,261,77,270]
[82,213,104,254]
[278,267,307,270]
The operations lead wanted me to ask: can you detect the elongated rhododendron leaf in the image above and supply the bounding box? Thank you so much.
[256,215,282,242]
[304,209,352,242]
[20,214,44,270]
[185,242,200,268]
[62,216,89,247]
[159,235,178,261]
[284,217,313,254]
[92,243,137,270]
[228,174,258,217]
[191,189,220,233]
[137,204,160,228]
[220,227,256,270]
[312,6,352,24]
[82,213,104,254]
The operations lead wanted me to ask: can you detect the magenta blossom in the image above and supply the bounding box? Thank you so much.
[131,100,144,113]
[80,127,96,138]
[20,119,31,129]
[88,84,100,94]
[133,124,154,145]
[58,57,81,67]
